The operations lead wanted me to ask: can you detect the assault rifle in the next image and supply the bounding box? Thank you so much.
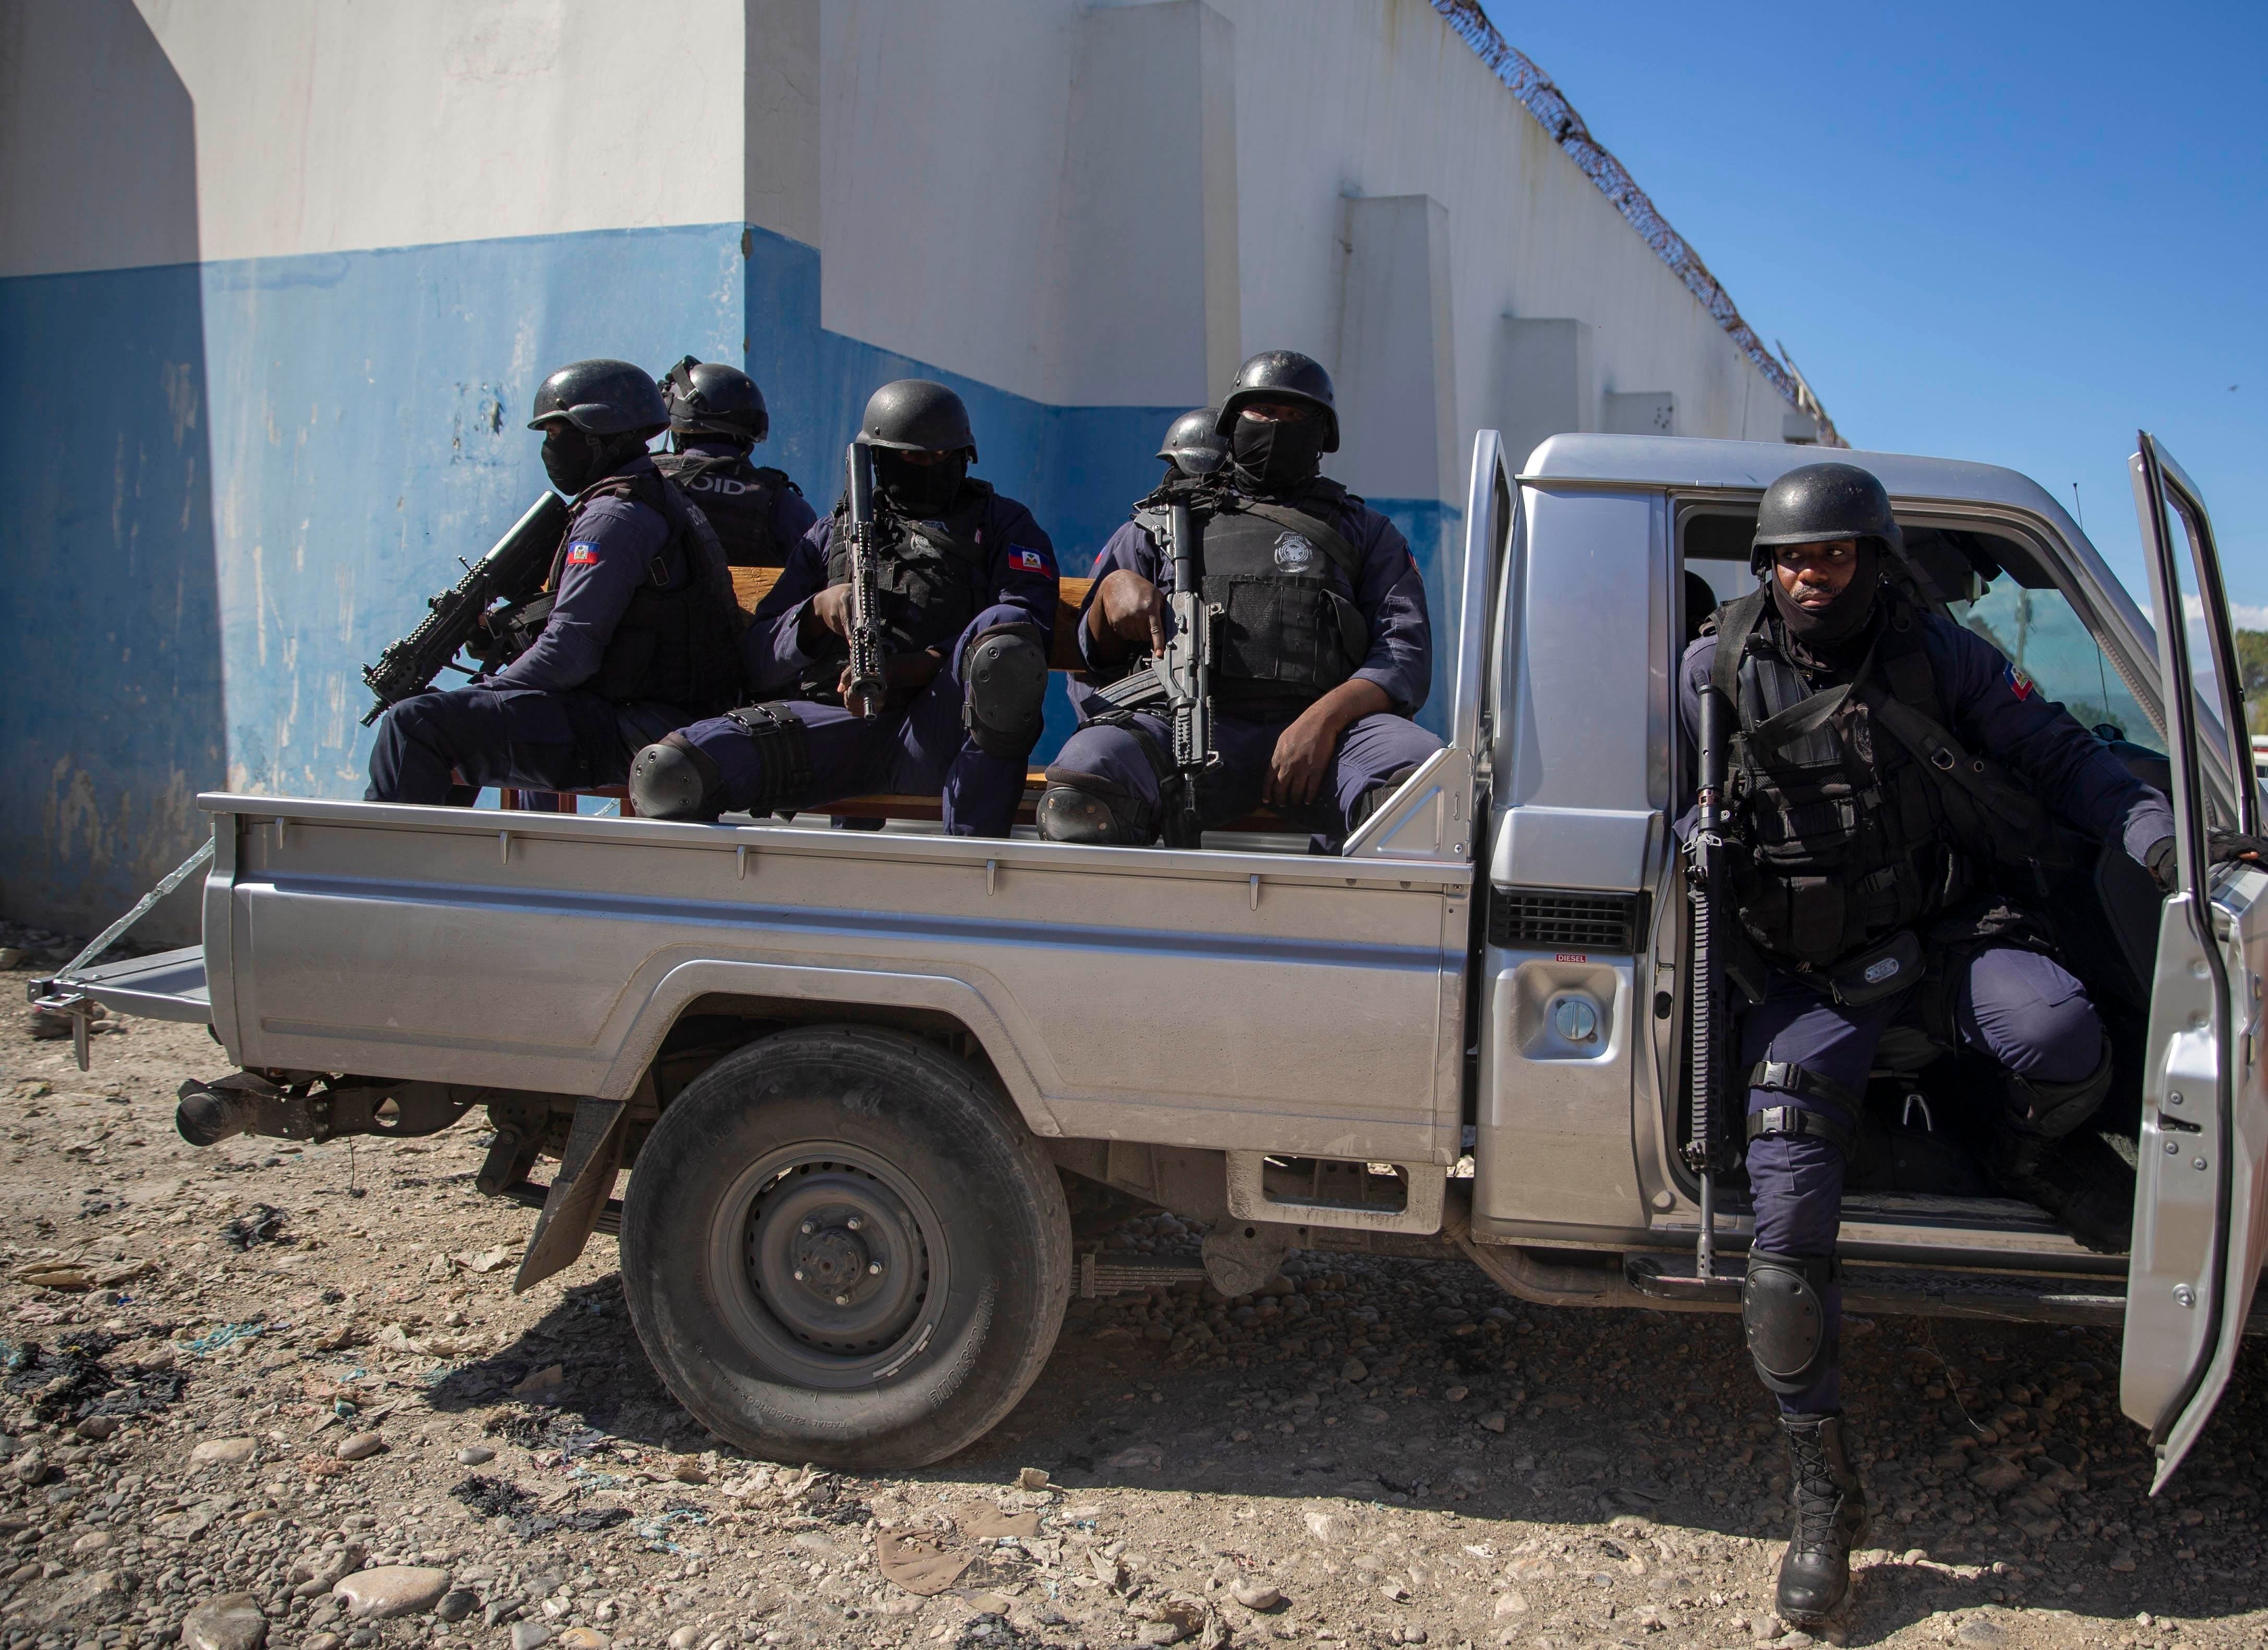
[841,441,887,720]
[1682,681,1733,1279]
[359,492,569,725]
[1091,489,1217,847]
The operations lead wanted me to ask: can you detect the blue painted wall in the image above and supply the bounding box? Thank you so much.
[0,258,223,943]
[1,221,1459,942]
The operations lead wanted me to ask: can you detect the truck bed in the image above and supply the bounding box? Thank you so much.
[192,794,1475,1167]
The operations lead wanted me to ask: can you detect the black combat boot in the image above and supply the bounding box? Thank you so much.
[1776,1411,1868,1627]
[1990,1126,2134,1255]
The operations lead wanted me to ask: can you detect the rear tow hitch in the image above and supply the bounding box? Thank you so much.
[175,1072,473,1147]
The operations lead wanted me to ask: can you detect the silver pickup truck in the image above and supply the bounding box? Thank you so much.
[43,431,2265,1490]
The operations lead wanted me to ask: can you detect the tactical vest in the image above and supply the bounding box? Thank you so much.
[544,469,745,715]
[1140,480,1369,722]
[798,481,994,703]
[1711,589,2068,973]
[651,451,798,567]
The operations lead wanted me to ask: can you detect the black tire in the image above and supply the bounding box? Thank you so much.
[618,1025,1071,1468]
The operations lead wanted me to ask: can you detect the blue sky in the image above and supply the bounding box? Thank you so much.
[1477,0,2268,622]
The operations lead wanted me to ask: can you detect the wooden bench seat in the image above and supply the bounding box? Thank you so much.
[494,567,1288,833]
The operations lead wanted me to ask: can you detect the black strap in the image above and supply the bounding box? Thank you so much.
[1708,588,1770,707]
[1751,1058,1864,1112]
[1746,1248,1843,1287]
[1746,1103,1858,1158]
[1221,498,1364,580]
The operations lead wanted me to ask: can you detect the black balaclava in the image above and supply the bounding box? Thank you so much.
[1229,416,1325,493]
[543,427,642,495]
[1768,541,1883,658]
[874,449,968,519]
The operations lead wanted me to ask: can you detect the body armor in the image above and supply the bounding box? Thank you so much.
[540,470,744,714]
[651,450,797,567]
[798,483,994,703]
[1137,479,1369,723]
[1712,589,2064,974]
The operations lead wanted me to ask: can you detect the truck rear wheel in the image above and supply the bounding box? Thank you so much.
[618,1025,1070,1469]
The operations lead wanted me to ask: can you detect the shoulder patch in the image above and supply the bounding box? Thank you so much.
[1008,545,1054,575]
[2005,662,2035,701]
[564,542,601,567]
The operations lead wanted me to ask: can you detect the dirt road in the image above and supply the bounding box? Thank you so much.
[0,935,2260,1650]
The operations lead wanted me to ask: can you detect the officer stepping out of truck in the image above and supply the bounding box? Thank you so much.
[1039,350,1441,850]
[1681,460,2268,1628]
[628,379,1059,836]
[365,358,743,805]
[648,356,817,567]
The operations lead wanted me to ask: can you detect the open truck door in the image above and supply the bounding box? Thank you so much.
[2120,433,2268,1491]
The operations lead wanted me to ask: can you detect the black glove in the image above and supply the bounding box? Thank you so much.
[2143,830,2268,893]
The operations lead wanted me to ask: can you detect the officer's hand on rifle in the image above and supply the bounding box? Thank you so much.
[1085,569,1169,664]
[800,586,855,653]
[1264,680,1391,809]
[837,648,943,707]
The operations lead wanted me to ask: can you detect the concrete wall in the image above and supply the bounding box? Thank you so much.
[1,0,1815,942]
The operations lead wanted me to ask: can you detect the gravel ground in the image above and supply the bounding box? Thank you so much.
[0,925,2262,1650]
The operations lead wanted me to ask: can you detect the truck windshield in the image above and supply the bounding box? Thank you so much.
[1950,582,2151,741]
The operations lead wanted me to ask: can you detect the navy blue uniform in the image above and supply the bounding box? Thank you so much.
[367,456,700,804]
[1051,491,1441,842]
[672,489,1059,836]
[1679,605,2172,1413]
[656,436,817,566]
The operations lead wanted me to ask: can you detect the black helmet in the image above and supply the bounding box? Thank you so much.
[1216,350,1338,452]
[527,359,669,437]
[860,379,976,460]
[1751,461,1902,571]
[660,356,768,442]
[1157,407,1227,475]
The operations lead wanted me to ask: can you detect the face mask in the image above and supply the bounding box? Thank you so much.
[1229,416,1325,492]
[542,427,616,495]
[874,450,967,519]
[1769,542,1882,653]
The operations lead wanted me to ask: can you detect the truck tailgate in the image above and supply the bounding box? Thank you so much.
[62,945,211,1023]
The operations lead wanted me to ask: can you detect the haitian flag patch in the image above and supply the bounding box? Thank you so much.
[1008,546,1054,574]
[564,542,600,567]
[2006,663,2035,700]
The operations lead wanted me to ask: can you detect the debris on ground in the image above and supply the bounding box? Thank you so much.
[219,1203,288,1250]
[0,968,2260,1649]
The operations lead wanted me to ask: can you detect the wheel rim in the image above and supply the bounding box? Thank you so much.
[707,1143,948,1389]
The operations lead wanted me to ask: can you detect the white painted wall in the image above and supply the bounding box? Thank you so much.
[7,0,1812,450]
[809,0,1804,480]
[2,0,750,277]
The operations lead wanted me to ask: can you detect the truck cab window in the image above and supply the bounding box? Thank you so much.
[1950,581,2149,739]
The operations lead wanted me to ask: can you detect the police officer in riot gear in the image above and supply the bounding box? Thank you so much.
[1154,406,1227,481]
[649,357,817,566]
[1680,460,2196,1626]
[366,358,743,805]
[626,379,1058,835]
[1039,353,1440,847]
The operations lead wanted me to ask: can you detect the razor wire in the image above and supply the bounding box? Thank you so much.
[1435,0,1845,447]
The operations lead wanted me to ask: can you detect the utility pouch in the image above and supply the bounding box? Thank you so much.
[1827,929,1922,1007]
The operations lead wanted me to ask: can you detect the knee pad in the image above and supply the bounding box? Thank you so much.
[629,734,724,822]
[1742,1250,1839,1396]
[1035,774,1152,846]
[960,626,1049,758]
[2006,1039,2114,1139]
